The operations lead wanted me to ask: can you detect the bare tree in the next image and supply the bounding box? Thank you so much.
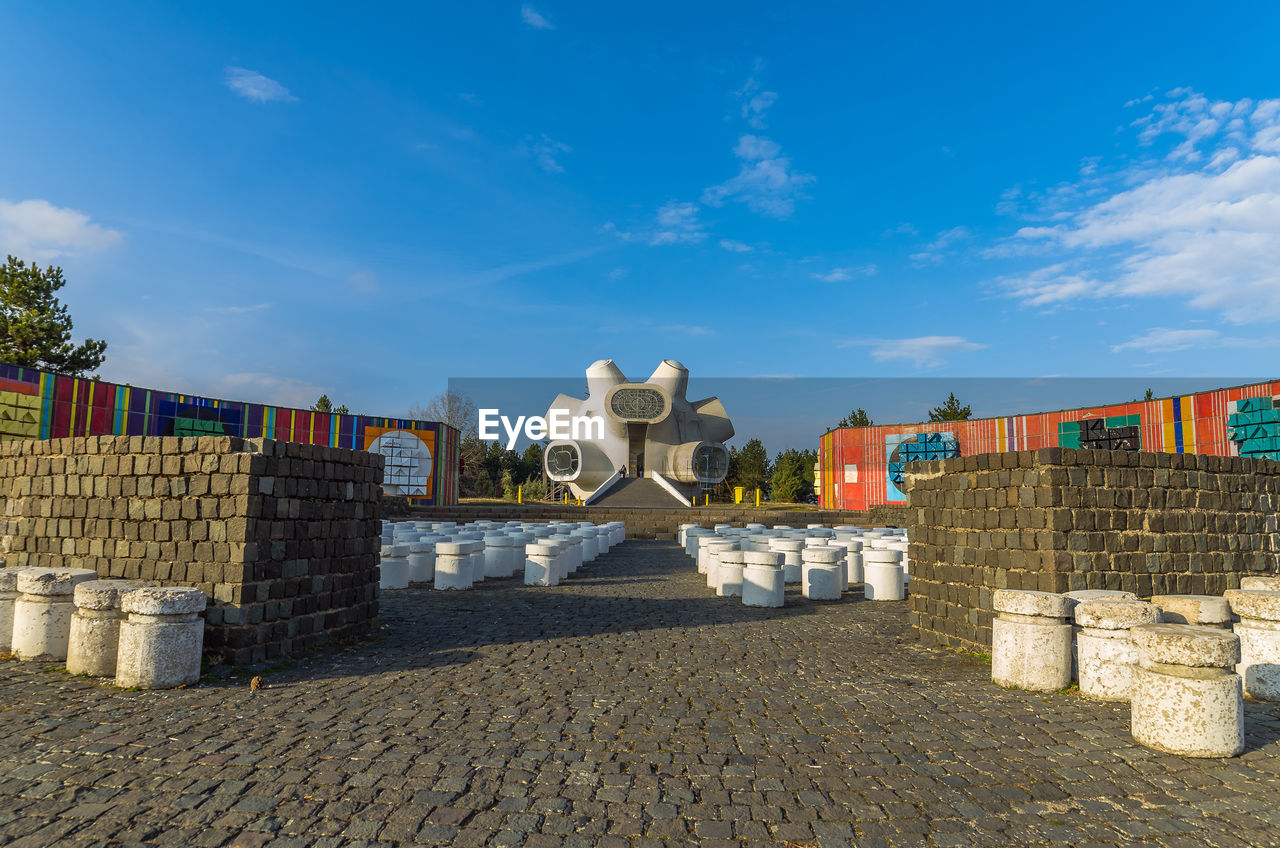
[413,390,488,496]
[411,390,478,438]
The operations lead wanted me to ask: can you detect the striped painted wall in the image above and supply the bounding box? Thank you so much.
[819,378,1280,511]
[0,363,460,506]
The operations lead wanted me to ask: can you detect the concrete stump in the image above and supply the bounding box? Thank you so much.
[407,542,436,583]
[524,542,558,586]
[0,568,37,653]
[1151,594,1232,628]
[483,535,516,579]
[434,542,472,590]
[863,549,905,601]
[1074,599,1160,701]
[742,552,785,608]
[115,587,207,690]
[769,539,804,584]
[11,568,99,661]
[1241,576,1280,592]
[379,544,410,590]
[67,580,149,677]
[705,540,737,590]
[1225,589,1280,702]
[845,551,864,587]
[716,551,745,597]
[802,547,842,600]
[991,589,1072,691]
[1130,623,1243,758]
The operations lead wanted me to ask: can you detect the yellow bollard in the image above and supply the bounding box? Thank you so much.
[518,484,523,504]
[755,488,761,507]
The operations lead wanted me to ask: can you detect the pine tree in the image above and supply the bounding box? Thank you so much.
[928,392,972,422]
[310,394,349,415]
[837,408,873,428]
[0,256,107,375]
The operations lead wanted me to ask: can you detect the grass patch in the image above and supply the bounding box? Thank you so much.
[954,648,991,664]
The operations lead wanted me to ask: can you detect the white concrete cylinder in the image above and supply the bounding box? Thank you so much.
[115,587,206,690]
[705,540,737,590]
[67,579,149,677]
[379,544,410,590]
[1074,599,1161,701]
[685,528,711,558]
[407,542,436,583]
[845,551,864,586]
[434,542,472,590]
[716,550,745,597]
[574,530,600,563]
[801,546,842,600]
[863,561,905,601]
[742,552,785,608]
[0,568,36,653]
[1225,589,1280,702]
[991,590,1072,691]
[1151,594,1232,628]
[505,533,532,576]
[1130,623,1243,758]
[769,539,804,584]
[483,535,514,579]
[11,568,99,661]
[524,542,557,586]
[1241,576,1280,592]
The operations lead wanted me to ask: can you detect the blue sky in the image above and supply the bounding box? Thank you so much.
[2,2,1279,439]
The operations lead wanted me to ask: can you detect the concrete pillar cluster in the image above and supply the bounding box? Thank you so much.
[677,522,909,608]
[376,519,625,591]
[988,579,1280,758]
[2,567,206,690]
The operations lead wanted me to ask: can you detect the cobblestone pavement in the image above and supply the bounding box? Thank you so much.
[2,540,1279,848]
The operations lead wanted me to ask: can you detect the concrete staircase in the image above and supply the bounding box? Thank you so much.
[589,477,687,508]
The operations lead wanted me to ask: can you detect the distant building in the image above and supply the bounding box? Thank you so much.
[819,379,1280,510]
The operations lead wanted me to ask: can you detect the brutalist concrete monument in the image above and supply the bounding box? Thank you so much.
[543,360,733,505]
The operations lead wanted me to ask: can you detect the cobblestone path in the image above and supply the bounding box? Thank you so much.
[1,540,1279,847]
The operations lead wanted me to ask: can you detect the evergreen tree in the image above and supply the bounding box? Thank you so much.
[0,256,107,375]
[837,408,873,428]
[310,394,349,415]
[769,448,815,503]
[928,392,972,422]
[729,438,770,491]
[518,442,545,484]
[500,469,517,501]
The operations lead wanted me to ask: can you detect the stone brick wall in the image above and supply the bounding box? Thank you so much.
[904,447,1280,651]
[0,435,383,664]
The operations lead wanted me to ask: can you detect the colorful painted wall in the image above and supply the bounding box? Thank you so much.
[819,379,1280,511]
[0,363,460,506]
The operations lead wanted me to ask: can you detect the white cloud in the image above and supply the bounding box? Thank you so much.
[608,203,707,247]
[1110,327,1273,353]
[224,67,296,103]
[702,134,815,219]
[210,303,271,314]
[529,134,572,174]
[521,4,554,29]
[909,226,972,266]
[735,68,777,130]
[1001,89,1280,322]
[719,239,753,253]
[812,265,876,282]
[650,201,706,245]
[0,198,122,260]
[841,335,987,368]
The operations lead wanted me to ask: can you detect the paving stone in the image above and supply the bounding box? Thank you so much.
[0,540,1277,846]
